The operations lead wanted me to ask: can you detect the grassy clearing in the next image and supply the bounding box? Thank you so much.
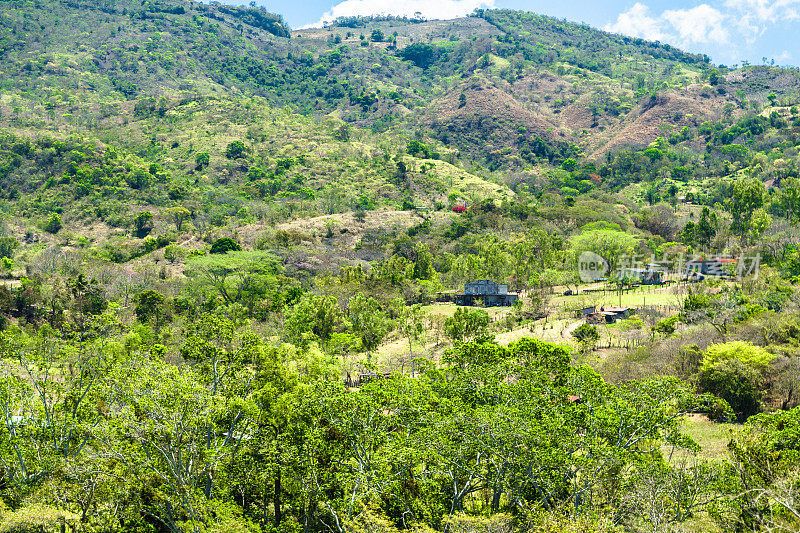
[495,319,575,345]
[550,284,686,310]
[657,415,741,533]
[664,414,741,464]
[420,303,512,319]
[0,280,21,290]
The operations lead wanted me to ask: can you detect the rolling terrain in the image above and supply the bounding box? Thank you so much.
[1,1,800,531]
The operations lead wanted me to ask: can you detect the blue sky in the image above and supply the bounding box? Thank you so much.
[232,0,799,67]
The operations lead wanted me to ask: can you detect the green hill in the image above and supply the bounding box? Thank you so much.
[2,1,800,531]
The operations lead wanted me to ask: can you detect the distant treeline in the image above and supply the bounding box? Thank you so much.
[325,14,428,28]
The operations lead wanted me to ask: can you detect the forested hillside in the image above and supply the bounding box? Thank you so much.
[1,0,800,531]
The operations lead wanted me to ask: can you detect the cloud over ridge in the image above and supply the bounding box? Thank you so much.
[605,0,799,63]
[604,2,728,45]
[303,0,496,28]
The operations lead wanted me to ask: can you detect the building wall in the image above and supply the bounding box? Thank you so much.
[455,294,518,307]
[464,280,500,295]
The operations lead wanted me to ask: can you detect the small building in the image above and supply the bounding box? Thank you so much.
[618,267,665,285]
[455,280,519,307]
[576,305,597,317]
[685,258,738,280]
[345,372,391,388]
[586,306,632,324]
[604,306,631,318]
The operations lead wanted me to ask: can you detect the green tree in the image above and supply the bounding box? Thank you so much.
[777,177,800,222]
[195,151,210,170]
[412,242,435,280]
[701,341,774,371]
[134,289,169,331]
[397,43,439,69]
[225,140,248,159]
[0,328,112,508]
[347,293,392,362]
[0,257,12,279]
[694,206,717,249]
[725,407,800,531]
[0,236,19,259]
[163,244,187,263]
[285,294,342,348]
[106,357,249,532]
[210,237,242,254]
[698,341,774,421]
[767,92,777,106]
[729,177,764,242]
[444,307,491,344]
[398,303,425,375]
[132,211,154,238]
[166,206,192,232]
[681,221,696,245]
[185,250,287,317]
[572,323,600,353]
[644,182,661,205]
[44,213,62,234]
[749,208,772,242]
[698,358,762,421]
[127,168,152,189]
[570,228,639,273]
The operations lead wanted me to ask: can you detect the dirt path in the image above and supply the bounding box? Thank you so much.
[561,320,582,339]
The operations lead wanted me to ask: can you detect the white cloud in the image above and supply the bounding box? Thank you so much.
[663,4,729,44]
[303,0,495,28]
[604,3,671,41]
[724,0,800,23]
[723,0,800,43]
[606,2,733,47]
[606,0,800,56]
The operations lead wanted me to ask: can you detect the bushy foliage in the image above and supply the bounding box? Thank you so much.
[0,505,79,533]
[700,341,774,371]
[210,237,242,254]
[43,214,61,234]
[0,2,800,529]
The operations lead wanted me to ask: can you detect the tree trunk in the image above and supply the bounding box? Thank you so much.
[491,486,502,512]
[274,466,282,526]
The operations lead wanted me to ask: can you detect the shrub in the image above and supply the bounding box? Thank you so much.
[572,323,600,352]
[0,504,79,533]
[225,141,248,159]
[701,341,774,372]
[132,211,154,238]
[449,513,512,533]
[127,168,152,189]
[697,358,763,421]
[0,237,19,259]
[210,237,242,254]
[43,213,62,234]
[195,151,210,170]
[163,244,187,263]
[654,315,681,334]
